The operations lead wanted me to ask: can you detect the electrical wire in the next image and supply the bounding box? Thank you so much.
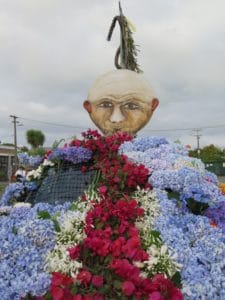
[16,115,225,133]
[18,116,87,130]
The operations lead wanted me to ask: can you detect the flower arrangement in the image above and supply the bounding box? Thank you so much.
[18,152,43,168]
[0,130,225,299]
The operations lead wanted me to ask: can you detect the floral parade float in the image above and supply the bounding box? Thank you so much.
[1,130,225,299]
[1,4,225,300]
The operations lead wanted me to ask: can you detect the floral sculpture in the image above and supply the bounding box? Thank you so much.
[1,130,225,300]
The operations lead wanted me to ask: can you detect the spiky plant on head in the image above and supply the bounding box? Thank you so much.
[107,2,142,73]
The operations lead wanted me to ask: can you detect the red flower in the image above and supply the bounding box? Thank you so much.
[40,131,183,300]
[81,165,87,172]
[111,237,126,257]
[67,245,81,260]
[148,291,163,300]
[72,296,82,300]
[98,186,108,195]
[122,281,136,296]
[50,272,74,300]
[77,270,92,285]
[51,272,73,286]
[84,236,110,256]
[92,275,104,287]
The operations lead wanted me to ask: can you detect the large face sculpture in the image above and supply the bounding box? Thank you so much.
[83,69,159,135]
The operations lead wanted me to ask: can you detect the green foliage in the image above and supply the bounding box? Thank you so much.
[189,144,224,163]
[186,198,209,215]
[38,210,61,232]
[51,139,65,150]
[26,129,45,149]
[1,143,14,147]
[20,146,29,152]
[37,211,51,219]
[28,147,46,157]
[171,271,182,288]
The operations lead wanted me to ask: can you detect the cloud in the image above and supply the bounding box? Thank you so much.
[0,0,225,148]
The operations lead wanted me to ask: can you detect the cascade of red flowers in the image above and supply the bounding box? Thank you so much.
[41,130,183,300]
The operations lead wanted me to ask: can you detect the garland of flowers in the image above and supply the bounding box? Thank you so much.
[43,130,182,299]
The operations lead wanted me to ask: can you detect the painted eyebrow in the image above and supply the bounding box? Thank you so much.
[96,97,147,105]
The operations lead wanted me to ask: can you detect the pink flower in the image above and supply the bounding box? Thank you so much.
[122,281,136,296]
[98,186,108,195]
[77,270,92,285]
[92,275,104,287]
[148,292,163,300]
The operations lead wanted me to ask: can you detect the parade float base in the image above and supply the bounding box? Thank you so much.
[27,162,95,205]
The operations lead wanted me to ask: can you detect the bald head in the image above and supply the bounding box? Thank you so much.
[84,69,159,135]
[87,69,156,103]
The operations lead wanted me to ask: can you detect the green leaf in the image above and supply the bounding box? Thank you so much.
[69,202,78,211]
[95,221,104,230]
[113,280,122,289]
[37,210,51,219]
[44,292,53,300]
[186,198,209,215]
[171,271,182,288]
[12,226,18,235]
[150,230,160,238]
[167,190,180,200]
[52,212,60,221]
[52,219,61,232]
[70,285,78,295]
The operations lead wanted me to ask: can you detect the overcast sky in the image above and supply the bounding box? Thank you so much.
[0,0,225,149]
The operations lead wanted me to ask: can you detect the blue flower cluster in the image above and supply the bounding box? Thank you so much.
[119,136,225,298]
[0,202,70,299]
[154,190,225,299]
[48,146,92,164]
[119,136,169,152]
[205,201,225,233]
[119,136,221,205]
[18,152,43,168]
[0,181,37,206]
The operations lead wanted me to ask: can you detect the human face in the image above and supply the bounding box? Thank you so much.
[85,70,159,135]
[85,94,155,135]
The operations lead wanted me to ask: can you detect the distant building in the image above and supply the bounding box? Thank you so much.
[0,145,15,181]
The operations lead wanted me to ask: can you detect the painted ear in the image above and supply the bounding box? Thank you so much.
[151,98,159,111]
[83,100,92,113]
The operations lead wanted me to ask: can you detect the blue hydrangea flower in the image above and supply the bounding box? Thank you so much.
[48,146,92,164]
[0,202,71,299]
[18,153,43,168]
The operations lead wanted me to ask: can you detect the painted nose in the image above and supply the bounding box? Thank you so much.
[110,106,125,123]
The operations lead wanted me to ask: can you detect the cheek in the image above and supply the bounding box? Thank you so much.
[91,109,112,122]
[123,110,151,125]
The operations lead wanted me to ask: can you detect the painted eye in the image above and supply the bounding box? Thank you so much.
[98,101,113,108]
[123,102,140,110]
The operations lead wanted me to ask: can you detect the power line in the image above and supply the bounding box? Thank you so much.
[143,123,225,133]
[18,116,87,130]
[15,115,225,133]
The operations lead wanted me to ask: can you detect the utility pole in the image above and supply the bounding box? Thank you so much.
[10,115,19,170]
[192,128,202,158]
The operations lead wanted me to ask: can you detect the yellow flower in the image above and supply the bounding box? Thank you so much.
[219,183,225,195]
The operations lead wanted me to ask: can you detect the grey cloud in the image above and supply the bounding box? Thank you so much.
[1,0,225,148]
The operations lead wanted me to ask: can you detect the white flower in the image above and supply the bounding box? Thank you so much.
[43,159,54,167]
[13,202,31,208]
